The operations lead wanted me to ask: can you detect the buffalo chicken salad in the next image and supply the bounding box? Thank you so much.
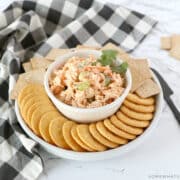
[49,50,128,108]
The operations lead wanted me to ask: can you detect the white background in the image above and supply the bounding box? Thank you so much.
[1,0,180,180]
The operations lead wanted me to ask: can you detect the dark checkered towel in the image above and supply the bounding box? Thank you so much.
[0,0,157,179]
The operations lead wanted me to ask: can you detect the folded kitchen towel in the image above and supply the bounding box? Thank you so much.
[0,0,157,179]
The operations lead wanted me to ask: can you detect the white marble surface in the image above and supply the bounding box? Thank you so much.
[1,0,180,180]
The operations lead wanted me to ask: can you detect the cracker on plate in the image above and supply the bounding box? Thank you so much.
[30,57,51,69]
[102,43,131,61]
[128,59,152,92]
[118,53,131,62]
[76,45,100,50]
[22,62,33,72]
[10,68,45,99]
[135,79,160,98]
[45,48,70,61]
[102,43,126,54]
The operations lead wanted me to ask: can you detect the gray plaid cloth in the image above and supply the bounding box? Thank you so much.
[0,0,157,179]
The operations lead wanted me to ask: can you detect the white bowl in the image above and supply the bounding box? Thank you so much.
[44,50,132,123]
[15,70,163,161]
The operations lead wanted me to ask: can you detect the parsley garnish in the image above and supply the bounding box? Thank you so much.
[98,50,118,66]
[91,62,97,66]
[98,50,128,75]
[111,62,128,74]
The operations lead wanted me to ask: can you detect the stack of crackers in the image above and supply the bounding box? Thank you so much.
[18,84,155,152]
[161,34,180,60]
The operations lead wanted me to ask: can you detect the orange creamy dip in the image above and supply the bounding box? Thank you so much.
[49,55,125,108]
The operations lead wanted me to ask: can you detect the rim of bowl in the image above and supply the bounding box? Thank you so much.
[44,49,132,112]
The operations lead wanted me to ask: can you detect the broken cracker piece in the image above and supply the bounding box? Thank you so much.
[102,43,131,61]
[161,37,171,50]
[171,34,180,48]
[169,35,180,60]
[128,59,152,92]
[136,79,160,98]
[102,43,127,55]
[31,57,51,69]
[45,48,71,61]
[22,62,33,72]
[76,45,100,50]
[118,53,131,62]
[10,68,45,99]
[169,49,180,60]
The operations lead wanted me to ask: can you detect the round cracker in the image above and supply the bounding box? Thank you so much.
[26,98,55,125]
[22,95,51,121]
[26,101,55,128]
[116,111,150,128]
[123,100,155,113]
[18,84,45,104]
[104,119,136,140]
[19,93,36,118]
[96,121,128,144]
[120,106,153,121]
[110,115,143,135]
[20,94,49,121]
[62,121,85,151]
[89,123,118,148]
[25,102,42,127]
[126,93,155,106]
[71,125,94,152]
[49,118,70,149]
[77,124,107,152]
[39,111,60,144]
[30,106,57,136]
[19,93,33,109]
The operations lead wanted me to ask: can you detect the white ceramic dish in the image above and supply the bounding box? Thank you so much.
[15,70,163,161]
[44,50,132,123]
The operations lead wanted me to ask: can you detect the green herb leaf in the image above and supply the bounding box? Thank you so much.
[76,81,90,91]
[102,50,118,58]
[89,49,128,75]
[98,50,118,66]
[98,55,113,66]
[111,62,128,74]
[91,62,97,66]
[104,76,111,86]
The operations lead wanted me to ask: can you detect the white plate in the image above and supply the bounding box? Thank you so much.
[15,71,163,161]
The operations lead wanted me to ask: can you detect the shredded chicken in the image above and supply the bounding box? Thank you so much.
[49,55,125,108]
